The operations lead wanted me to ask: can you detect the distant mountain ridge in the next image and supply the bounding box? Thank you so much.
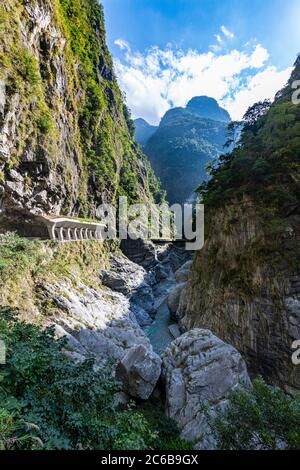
[134,118,158,146]
[135,97,231,204]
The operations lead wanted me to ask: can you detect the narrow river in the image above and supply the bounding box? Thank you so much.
[144,300,174,355]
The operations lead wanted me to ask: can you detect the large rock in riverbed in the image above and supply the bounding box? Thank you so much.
[101,255,148,295]
[116,344,162,400]
[120,239,158,268]
[167,283,187,321]
[101,255,155,322]
[162,329,250,449]
[166,261,192,321]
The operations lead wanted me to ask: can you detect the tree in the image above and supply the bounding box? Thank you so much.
[242,99,272,126]
[0,310,154,450]
[213,377,300,450]
[0,309,189,450]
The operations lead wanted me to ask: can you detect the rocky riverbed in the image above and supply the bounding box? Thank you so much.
[42,239,251,449]
[44,240,190,387]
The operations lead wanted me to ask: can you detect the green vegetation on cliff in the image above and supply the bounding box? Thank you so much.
[58,0,158,205]
[0,0,163,218]
[0,232,112,310]
[198,61,300,215]
[195,58,300,289]
[179,58,300,391]
[214,377,300,450]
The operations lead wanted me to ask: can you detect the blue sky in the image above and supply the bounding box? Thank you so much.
[101,0,300,124]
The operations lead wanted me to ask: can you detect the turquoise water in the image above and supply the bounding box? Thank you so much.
[144,301,174,355]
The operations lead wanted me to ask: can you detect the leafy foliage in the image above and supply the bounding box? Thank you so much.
[213,377,300,450]
[0,399,41,450]
[0,233,42,283]
[198,64,300,214]
[242,99,272,126]
[0,310,185,450]
[139,400,193,450]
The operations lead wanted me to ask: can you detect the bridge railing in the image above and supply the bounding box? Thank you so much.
[38,216,107,243]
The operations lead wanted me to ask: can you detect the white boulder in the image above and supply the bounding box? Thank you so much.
[116,344,162,400]
[162,329,250,449]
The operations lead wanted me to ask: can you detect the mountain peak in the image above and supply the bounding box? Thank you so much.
[134,118,150,125]
[186,96,231,123]
[134,118,158,145]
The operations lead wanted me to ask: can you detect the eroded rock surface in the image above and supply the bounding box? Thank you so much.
[162,329,250,449]
[101,254,155,323]
[42,277,153,367]
[178,202,300,393]
[116,344,162,400]
[166,259,192,321]
[175,261,193,283]
[120,239,158,269]
[167,283,187,321]
[0,0,157,227]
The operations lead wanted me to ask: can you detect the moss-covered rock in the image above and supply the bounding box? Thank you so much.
[0,0,162,220]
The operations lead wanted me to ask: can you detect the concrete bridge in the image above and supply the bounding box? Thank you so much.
[1,210,187,244]
[38,215,107,242]
[38,217,191,244]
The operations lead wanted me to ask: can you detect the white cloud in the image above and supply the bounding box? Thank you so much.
[209,44,222,53]
[223,66,292,119]
[210,25,235,52]
[215,34,223,45]
[113,42,292,125]
[249,44,269,67]
[114,38,131,51]
[221,25,235,39]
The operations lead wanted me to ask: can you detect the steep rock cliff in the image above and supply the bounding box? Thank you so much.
[0,0,161,225]
[178,58,300,393]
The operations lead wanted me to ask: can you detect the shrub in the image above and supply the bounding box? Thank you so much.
[0,233,42,282]
[139,401,193,450]
[15,49,40,86]
[37,112,54,135]
[213,377,300,450]
[0,310,189,450]
[0,310,157,450]
[0,397,41,450]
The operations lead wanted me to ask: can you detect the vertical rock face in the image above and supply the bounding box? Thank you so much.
[178,201,300,393]
[162,329,250,450]
[0,0,160,223]
[178,58,300,393]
